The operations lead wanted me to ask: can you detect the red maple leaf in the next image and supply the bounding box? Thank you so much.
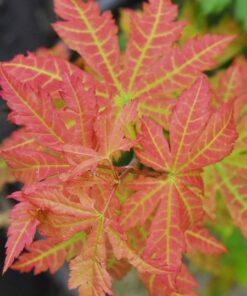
[121,75,237,291]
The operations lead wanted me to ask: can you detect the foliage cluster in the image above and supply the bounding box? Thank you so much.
[0,0,246,295]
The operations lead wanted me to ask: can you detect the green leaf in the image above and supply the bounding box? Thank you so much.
[235,0,247,30]
[221,228,247,285]
[198,0,231,15]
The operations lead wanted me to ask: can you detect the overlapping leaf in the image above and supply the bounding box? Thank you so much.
[61,101,136,178]
[123,76,236,232]
[121,0,184,89]
[204,59,247,237]
[141,264,198,295]
[178,102,236,173]
[67,210,166,295]
[24,185,99,220]
[135,117,171,172]
[185,228,227,255]
[13,176,166,294]
[121,177,168,230]
[0,129,69,184]
[121,75,237,290]
[0,69,68,147]
[143,183,184,272]
[12,232,85,274]
[2,53,80,92]
[3,202,39,273]
[1,149,69,184]
[107,227,170,274]
[129,34,234,100]
[61,74,98,147]
[53,0,121,91]
[69,227,112,296]
[51,0,233,109]
[1,53,109,102]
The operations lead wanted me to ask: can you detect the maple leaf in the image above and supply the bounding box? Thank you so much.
[1,52,109,106]
[0,71,134,184]
[0,68,68,148]
[4,0,231,109]
[1,148,69,184]
[23,184,99,221]
[0,129,36,152]
[204,58,247,237]
[69,227,113,296]
[121,177,168,230]
[121,75,237,287]
[0,129,70,184]
[1,53,81,93]
[141,264,198,295]
[107,227,171,275]
[3,202,39,273]
[142,186,184,271]
[185,228,227,255]
[175,265,199,295]
[15,176,167,293]
[37,211,92,240]
[137,97,176,129]
[53,0,121,88]
[120,0,185,89]
[66,202,167,295]
[94,102,136,157]
[125,3,234,108]
[62,145,104,178]
[12,232,85,274]
[122,75,236,227]
[134,34,234,101]
[61,73,98,147]
[61,101,136,179]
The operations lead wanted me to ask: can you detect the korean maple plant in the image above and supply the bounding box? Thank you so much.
[0,0,245,295]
